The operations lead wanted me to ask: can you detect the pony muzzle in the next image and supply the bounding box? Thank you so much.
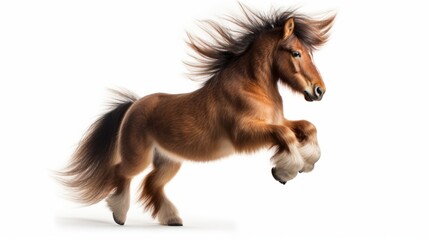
[304,85,324,102]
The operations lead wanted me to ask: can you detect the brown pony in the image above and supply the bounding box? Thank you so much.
[60,5,335,226]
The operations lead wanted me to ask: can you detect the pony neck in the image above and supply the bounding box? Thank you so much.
[241,30,282,95]
[202,30,283,104]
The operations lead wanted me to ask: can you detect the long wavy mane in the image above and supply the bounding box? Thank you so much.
[186,4,335,81]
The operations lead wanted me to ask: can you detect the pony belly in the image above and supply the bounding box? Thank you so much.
[153,138,235,162]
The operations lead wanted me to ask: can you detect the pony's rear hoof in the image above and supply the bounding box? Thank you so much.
[162,217,183,226]
[113,213,125,226]
[271,167,287,185]
[167,222,183,226]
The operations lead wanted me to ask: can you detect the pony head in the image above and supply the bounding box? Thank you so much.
[274,16,334,101]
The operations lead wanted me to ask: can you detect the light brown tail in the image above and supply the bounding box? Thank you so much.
[59,90,138,204]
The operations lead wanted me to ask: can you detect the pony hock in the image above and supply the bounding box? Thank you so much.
[60,4,335,226]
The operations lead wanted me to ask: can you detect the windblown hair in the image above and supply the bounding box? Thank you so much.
[186,4,335,81]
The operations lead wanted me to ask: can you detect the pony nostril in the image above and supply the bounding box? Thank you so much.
[314,86,323,97]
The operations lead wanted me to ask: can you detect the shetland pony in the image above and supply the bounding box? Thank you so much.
[61,5,335,226]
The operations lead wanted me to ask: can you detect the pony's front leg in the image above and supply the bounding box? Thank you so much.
[286,120,321,173]
[270,142,305,185]
[232,120,304,184]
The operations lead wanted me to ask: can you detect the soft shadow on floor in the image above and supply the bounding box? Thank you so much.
[56,216,161,229]
[56,216,121,228]
[55,215,236,231]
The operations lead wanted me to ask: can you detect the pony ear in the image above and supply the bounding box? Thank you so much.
[283,18,294,39]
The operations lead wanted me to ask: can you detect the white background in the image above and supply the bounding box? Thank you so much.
[1,0,428,239]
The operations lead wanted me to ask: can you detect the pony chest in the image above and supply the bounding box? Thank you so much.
[251,100,284,125]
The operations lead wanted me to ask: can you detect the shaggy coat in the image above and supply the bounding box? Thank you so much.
[60,4,335,226]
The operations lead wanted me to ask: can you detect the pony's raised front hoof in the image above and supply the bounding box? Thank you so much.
[271,167,287,185]
[112,213,125,226]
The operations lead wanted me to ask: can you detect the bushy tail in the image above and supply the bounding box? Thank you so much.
[59,90,138,204]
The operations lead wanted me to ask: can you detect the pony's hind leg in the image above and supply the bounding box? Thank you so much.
[106,148,153,225]
[106,173,131,225]
[140,150,182,226]
[288,120,321,173]
[106,121,154,225]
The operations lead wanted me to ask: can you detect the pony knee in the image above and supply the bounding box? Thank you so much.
[292,120,318,143]
[296,119,317,133]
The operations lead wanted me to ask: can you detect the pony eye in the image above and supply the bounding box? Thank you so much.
[292,51,301,58]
